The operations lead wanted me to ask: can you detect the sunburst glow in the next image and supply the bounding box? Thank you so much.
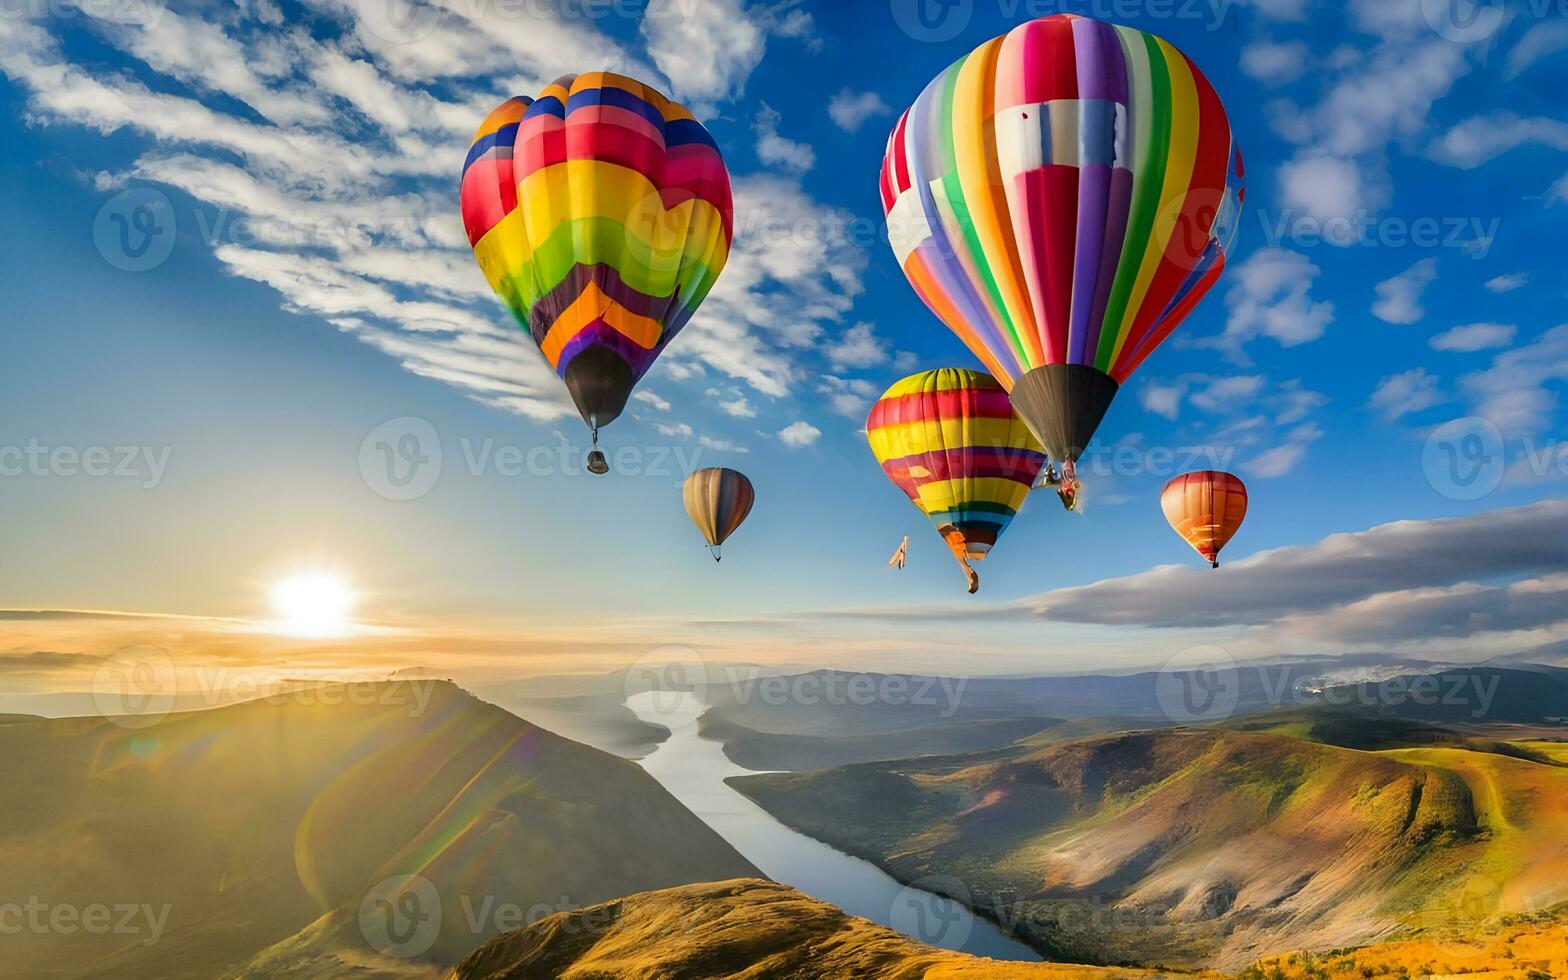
[270,573,356,637]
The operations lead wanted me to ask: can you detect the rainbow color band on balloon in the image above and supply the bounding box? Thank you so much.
[461,73,733,432]
[880,14,1242,462]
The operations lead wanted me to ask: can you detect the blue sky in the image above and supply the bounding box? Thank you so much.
[2,0,1568,682]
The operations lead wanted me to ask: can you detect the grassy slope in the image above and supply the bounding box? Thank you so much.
[1242,907,1568,980]
[451,880,1568,980]
[450,878,1165,980]
[731,727,1568,970]
[0,681,757,979]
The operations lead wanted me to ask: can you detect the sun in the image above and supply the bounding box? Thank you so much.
[269,572,356,637]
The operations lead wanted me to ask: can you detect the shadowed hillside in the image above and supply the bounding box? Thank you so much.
[730,728,1568,969]
[449,878,1161,980]
[0,681,756,979]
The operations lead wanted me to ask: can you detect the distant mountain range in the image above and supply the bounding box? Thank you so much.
[0,680,755,978]
[692,662,1568,770]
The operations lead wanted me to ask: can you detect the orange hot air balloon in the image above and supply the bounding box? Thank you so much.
[1161,471,1247,568]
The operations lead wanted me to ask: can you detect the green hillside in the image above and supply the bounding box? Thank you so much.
[731,727,1568,969]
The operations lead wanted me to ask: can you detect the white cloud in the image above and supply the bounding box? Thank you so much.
[707,387,758,419]
[1240,41,1309,85]
[827,88,891,132]
[818,375,881,419]
[1429,112,1568,169]
[655,421,695,439]
[634,390,672,412]
[690,173,869,396]
[640,0,764,110]
[753,103,814,173]
[1277,153,1373,222]
[1244,422,1322,478]
[777,421,821,448]
[1218,247,1336,351]
[1140,381,1186,420]
[1485,273,1528,293]
[992,499,1568,647]
[699,435,748,453]
[1430,322,1517,353]
[1372,258,1439,325]
[1369,368,1443,420]
[1271,34,1472,224]
[1461,323,1568,437]
[824,321,888,370]
[1507,19,1568,79]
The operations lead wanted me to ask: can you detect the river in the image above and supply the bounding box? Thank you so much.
[624,691,1041,961]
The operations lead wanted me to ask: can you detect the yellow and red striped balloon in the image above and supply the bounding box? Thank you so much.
[1161,470,1247,568]
[461,73,732,436]
[867,370,1046,592]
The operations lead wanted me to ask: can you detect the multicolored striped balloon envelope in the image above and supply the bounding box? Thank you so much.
[461,73,733,441]
[1161,470,1247,568]
[879,14,1243,471]
[683,467,755,562]
[867,369,1047,593]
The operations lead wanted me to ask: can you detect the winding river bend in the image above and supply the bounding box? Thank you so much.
[625,691,1041,962]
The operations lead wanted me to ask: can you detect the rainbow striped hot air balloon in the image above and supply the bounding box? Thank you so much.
[461,73,733,473]
[879,15,1243,503]
[867,369,1047,593]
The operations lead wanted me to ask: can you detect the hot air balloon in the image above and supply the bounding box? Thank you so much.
[1161,470,1247,568]
[683,467,754,561]
[879,14,1243,507]
[462,74,733,475]
[867,369,1047,593]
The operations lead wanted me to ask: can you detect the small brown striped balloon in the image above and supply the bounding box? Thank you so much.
[683,467,755,561]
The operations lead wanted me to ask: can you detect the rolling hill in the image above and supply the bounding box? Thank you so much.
[450,878,1568,980]
[0,680,757,979]
[450,878,1157,980]
[730,726,1568,969]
